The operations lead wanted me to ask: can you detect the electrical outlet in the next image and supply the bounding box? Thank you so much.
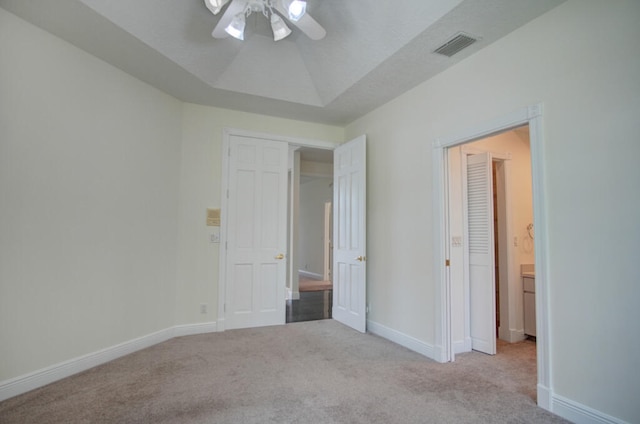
[200,304,207,314]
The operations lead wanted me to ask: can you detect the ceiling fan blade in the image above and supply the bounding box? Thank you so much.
[273,3,326,40]
[212,0,248,39]
[204,0,228,15]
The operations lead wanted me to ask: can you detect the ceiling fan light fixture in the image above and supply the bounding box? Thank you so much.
[209,0,324,42]
[204,0,229,15]
[225,13,246,40]
[270,13,292,41]
[283,0,306,21]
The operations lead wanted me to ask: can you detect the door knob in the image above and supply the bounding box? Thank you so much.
[275,253,285,260]
[355,256,366,262]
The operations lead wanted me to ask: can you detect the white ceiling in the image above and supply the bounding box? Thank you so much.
[0,0,564,126]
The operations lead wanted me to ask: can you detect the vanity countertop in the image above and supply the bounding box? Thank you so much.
[520,264,535,278]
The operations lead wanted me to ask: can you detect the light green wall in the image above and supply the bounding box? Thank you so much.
[345,1,640,421]
[0,7,183,379]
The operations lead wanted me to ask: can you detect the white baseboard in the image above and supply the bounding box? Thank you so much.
[172,321,218,338]
[537,383,552,411]
[367,319,436,361]
[286,289,300,300]
[498,327,526,343]
[453,338,472,354]
[455,332,526,355]
[552,394,629,424]
[299,270,323,280]
[537,385,629,424]
[0,321,217,402]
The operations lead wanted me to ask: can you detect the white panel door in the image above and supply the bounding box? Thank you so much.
[226,135,288,329]
[466,152,496,355]
[332,135,366,333]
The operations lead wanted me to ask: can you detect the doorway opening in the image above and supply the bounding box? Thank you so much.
[286,146,335,323]
[447,125,536,398]
[433,105,551,408]
[461,128,533,337]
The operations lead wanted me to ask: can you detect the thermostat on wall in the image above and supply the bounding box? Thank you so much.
[206,208,220,226]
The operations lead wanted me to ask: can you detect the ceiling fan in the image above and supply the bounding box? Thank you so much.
[204,0,326,42]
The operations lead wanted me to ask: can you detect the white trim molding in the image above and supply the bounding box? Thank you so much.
[498,327,526,343]
[0,322,217,402]
[552,394,630,424]
[367,320,437,362]
[222,127,337,151]
[286,288,301,300]
[432,144,451,363]
[452,338,472,355]
[173,322,218,338]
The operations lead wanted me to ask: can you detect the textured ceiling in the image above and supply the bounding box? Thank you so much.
[0,0,564,125]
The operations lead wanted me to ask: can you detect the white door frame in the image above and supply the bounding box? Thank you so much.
[432,104,553,410]
[288,148,301,301]
[218,128,338,331]
[323,201,332,282]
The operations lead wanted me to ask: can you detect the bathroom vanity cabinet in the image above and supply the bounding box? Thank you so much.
[523,272,536,337]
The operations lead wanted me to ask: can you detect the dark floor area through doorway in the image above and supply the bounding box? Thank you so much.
[286,290,332,323]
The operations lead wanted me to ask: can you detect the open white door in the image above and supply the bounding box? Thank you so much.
[466,152,497,354]
[225,135,288,329]
[332,135,366,333]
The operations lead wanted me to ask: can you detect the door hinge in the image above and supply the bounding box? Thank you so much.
[226,189,229,199]
[446,259,451,267]
[223,303,226,312]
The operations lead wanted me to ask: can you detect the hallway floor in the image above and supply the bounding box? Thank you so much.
[286,290,332,323]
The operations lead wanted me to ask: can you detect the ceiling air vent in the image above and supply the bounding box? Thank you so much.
[433,33,478,57]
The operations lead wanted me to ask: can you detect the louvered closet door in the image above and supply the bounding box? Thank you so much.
[467,153,496,355]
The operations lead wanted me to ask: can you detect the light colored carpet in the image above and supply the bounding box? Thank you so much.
[0,320,568,423]
[299,277,332,292]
